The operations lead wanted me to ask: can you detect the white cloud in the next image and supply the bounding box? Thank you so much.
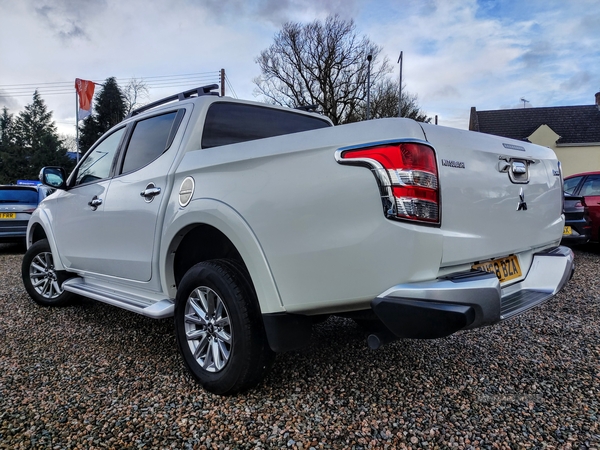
[365,0,600,127]
[0,0,598,134]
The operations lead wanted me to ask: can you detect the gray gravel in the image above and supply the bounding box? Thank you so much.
[0,242,598,449]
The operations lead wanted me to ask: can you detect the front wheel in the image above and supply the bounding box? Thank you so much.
[174,260,275,395]
[21,239,74,306]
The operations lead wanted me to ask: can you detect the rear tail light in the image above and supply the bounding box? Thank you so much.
[336,142,440,224]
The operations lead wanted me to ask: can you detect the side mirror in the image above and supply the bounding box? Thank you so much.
[39,167,67,189]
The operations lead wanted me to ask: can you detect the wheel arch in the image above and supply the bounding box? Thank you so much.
[161,199,284,315]
[26,209,67,271]
[29,221,48,245]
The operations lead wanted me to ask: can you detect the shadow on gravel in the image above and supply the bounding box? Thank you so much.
[0,242,26,255]
[569,241,600,255]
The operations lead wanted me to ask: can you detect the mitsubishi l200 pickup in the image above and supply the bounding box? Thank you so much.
[22,85,574,395]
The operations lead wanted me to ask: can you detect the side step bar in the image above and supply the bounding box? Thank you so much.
[62,278,174,319]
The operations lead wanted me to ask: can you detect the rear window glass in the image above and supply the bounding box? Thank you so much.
[563,177,582,195]
[201,102,331,149]
[0,188,38,204]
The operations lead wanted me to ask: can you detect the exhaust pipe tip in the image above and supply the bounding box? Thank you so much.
[367,330,398,350]
[367,333,383,350]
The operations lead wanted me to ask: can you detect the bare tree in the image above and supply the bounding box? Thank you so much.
[123,78,149,115]
[254,15,392,125]
[367,79,430,122]
[59,133,78,153]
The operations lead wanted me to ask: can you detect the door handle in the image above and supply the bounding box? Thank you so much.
[140,183,161,202]
[88,196,102,210]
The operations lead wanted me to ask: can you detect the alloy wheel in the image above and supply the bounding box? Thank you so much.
[29,251,62,300]
[184,286,232,372]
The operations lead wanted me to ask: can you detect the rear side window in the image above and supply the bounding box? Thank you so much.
[201,102,331,149]
[580,176,600,196]
[121,111,181,174]
[0,188,38,204]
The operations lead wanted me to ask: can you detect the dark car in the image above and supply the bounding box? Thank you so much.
[561,194,591,245]
[0,185,53,243]
[564,171,600,242]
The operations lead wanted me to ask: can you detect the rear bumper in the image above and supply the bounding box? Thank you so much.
[561,235,589,245]
[561,222,590,245]
[0,220,28,242]
[372,246,575,339]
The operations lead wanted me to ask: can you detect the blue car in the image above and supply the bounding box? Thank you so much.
[0,185,53,243]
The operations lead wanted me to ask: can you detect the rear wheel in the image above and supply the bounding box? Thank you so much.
[21,239,74,306]
[174,259,275,395]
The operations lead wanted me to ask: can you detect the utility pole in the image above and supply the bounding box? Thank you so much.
[366,54,372,120]
[398,51,403,117]
[220,69,225,96]
[75,93,79,162]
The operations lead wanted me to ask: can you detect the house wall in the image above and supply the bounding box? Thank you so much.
[554,145,600,177]
[527,124,600,177]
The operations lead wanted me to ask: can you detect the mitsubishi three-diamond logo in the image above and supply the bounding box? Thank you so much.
[517,187,527,211]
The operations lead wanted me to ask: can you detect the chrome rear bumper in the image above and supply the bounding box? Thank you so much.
[372,246,575,339]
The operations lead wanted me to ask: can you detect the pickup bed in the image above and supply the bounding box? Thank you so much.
[22,85,574,395]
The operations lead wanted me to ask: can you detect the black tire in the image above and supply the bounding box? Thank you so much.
[174,259,275,395]
[215,259,277,380]
[21,239,74,306]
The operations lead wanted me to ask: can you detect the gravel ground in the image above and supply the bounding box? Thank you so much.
[0,242,598,449]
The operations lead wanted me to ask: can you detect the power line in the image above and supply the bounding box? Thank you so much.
[0,71,219,88]
[225,74,238,99]
[0,72,222,99]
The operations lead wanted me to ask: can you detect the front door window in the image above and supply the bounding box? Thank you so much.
[75,128,125,185]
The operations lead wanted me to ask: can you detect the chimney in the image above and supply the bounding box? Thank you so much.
[596,92,600,110]
[469,107,480,131]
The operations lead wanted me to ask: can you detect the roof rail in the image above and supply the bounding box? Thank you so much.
[127,84,219,118]
[295,104,319,113]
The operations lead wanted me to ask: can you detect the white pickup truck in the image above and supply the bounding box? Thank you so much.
[22,85,574,395]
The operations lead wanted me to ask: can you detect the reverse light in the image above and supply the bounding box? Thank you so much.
[336,142,440,224]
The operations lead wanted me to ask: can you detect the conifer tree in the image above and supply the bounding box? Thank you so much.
[0,107,17,184]
[3,91,73,183]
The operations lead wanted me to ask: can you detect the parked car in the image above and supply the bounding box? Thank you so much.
[0,184,52,243]
[564,171,600,242]
[561,194,591,245]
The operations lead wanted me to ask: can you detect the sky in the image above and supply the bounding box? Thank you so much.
[1,0,599,137]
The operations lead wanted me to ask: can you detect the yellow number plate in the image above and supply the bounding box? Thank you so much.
[472,255,522,284]
[0,212,16,219]
[563,226,572,235]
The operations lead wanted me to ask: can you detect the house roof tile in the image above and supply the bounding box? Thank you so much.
[470,105,600,144]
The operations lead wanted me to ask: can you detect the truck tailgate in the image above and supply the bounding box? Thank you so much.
[420,123,563,267]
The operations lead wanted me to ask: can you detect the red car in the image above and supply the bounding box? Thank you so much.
[564,171,600,242]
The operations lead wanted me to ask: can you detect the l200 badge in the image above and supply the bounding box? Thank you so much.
[441,159,465,169]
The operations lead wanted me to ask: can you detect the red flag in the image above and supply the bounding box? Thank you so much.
[75,78,95,121]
